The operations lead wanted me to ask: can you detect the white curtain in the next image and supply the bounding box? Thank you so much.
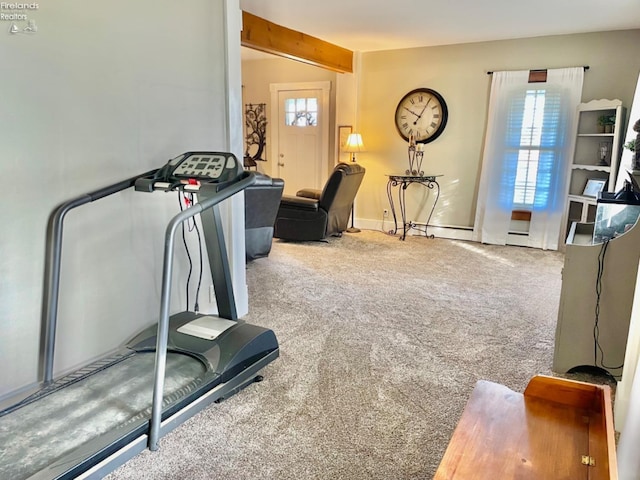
[473,70,529,246]
[473,67,584,250]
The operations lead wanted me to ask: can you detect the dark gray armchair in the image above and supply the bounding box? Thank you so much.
[274,162,365,241]
[245,173,284,261]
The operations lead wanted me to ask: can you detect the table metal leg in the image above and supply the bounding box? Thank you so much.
[399,181,409,241]
[423,180,440,239]
[386,179,399,236]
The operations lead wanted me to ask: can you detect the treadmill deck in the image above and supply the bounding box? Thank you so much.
[0,351,208,480]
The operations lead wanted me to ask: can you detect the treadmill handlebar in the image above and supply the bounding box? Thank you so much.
[42,168,160,384]
[149,170,256,450]
[188,172,256,212]
[88,169,160,202]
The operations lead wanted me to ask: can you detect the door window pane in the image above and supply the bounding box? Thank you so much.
[285,97,318,127]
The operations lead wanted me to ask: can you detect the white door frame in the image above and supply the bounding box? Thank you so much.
[269,81,331,186]
[222,0,248,317]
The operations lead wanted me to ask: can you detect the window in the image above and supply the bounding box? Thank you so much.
[285,97,318,126]
[507,87,564,210]
[473,67,583,250]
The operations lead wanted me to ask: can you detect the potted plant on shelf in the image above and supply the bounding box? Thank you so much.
[625,138,638,170]
[597,115,616,133]
[624,139,636,152]
[605,115,616,133]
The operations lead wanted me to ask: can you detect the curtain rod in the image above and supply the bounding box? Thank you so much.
[486,66,590,75]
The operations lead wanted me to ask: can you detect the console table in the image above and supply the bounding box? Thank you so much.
[386,174,442,240]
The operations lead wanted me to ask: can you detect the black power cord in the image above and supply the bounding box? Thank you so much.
[594,238,624,377]
[177,190,205,313]
[177,191,193,311]
[186,192,204,313]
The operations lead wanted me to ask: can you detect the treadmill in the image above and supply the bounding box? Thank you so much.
[0,152,279,480]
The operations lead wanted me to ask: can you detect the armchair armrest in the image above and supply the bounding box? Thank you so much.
[296,188,322,200]
[279,194,319,211]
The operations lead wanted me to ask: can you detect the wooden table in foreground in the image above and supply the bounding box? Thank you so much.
[434,375,617,480]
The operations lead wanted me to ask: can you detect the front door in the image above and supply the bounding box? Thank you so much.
[270,82,330,196]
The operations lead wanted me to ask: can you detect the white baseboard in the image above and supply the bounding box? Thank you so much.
[354,218,551,249]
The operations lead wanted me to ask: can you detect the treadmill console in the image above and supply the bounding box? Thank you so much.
[135,151,244,192]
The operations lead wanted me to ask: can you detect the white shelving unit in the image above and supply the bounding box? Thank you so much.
[563,99,626,239]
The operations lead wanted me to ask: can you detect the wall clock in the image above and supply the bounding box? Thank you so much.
[394,88,448,143]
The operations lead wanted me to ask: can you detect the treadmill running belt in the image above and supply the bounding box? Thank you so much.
[0,352,207,480]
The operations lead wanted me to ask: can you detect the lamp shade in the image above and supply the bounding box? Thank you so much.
[344,133,365,153]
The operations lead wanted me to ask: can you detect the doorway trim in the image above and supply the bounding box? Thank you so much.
[269,81,331,188]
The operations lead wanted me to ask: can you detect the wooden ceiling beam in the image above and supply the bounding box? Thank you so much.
[241,11,353,74]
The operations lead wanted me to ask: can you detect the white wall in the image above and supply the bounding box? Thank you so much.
[0,0,245,398]
[617,259,640,477]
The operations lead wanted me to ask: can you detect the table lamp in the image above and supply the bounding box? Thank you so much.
[344,133,364,163]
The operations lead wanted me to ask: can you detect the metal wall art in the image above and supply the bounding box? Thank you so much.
[244,103,267,170]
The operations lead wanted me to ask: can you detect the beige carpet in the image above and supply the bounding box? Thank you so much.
[106,229,604,480]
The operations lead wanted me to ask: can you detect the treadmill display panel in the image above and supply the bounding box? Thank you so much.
[171,154,227,180]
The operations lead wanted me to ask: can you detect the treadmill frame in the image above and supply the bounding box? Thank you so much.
[3,163,278,479]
